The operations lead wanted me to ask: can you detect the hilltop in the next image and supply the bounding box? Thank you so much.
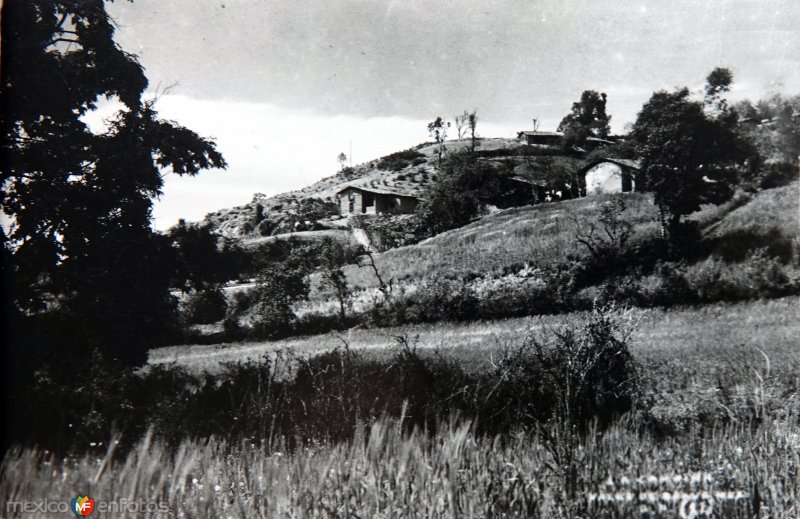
[201,137,575,239]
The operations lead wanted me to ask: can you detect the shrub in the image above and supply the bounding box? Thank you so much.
[376,149,425,171]
[755,161,797,190]
[681,248,798,302]
[416,151,498,235]
[181,286,228,324]
[373,277,480,325]
[352,214,423,251]
[535,303,639,428]
[9,302,645,455]
[222,313,244,341]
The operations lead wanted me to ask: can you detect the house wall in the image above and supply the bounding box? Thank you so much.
[338,189,364,215]
[525,135,562,147]
[585,162,635,195]
[338,189,419,215]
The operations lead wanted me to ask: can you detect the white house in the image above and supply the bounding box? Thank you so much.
[580,158,640,195]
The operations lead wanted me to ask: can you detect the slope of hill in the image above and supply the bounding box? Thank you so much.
[338,182,799,290]
[202,137,542,238]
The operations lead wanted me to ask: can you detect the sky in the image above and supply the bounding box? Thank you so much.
[104,0,800,230]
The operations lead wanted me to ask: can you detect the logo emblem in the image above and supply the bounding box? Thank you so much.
[71,496,95,516]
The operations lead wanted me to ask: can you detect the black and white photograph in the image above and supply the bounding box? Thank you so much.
[2,0,799,516]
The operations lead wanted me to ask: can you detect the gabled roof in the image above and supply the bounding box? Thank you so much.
[585,136,616,145]
[336,184,420,199]
[580,157,642,173]
[510,175,548,187]
[517,130,563,138]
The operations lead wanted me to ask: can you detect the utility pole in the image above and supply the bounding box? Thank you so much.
[349,141,352,167]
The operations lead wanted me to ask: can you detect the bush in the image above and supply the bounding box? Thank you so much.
[681,248,799,302]
[376,149,426,171]
[352,214,423,251]
[372,277,480,325]
[534,303,638,428]
[416,151,498,235]
[181,286,228,324]
[755,161,797,190]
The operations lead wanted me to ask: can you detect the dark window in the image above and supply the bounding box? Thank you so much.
[621,172,633,192]
[362,193,374,213]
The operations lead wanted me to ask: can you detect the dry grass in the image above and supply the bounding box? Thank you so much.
[5,296,799,517]
[336,182,798,293]
[700,182,799,240]
[151,296,800,375]
[342,191,661,290]
[3,404,797,518]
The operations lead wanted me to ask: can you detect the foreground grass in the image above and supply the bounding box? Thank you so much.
[3,407,797,518]
[4,297,799,517]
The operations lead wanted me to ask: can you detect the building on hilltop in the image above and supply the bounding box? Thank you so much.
[517,130,616,151]
[580,158,640,195]
[336,185,420,216]
[517,130,563,147]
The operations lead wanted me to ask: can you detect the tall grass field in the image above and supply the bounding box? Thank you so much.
[3,297,799,517]
[3,409,797,517]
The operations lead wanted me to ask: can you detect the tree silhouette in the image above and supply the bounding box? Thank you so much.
[557,90,611,149]
[427,116,450,167]
[468,110,479,152]
[704,67,734,117]
[631,87,744,237]
[2,0,226,368]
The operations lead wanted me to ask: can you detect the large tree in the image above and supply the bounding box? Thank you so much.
[557,90,611,149]
[631,87,744,237]
[1,0,226,368]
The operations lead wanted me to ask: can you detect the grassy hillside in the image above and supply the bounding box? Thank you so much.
[341,182,798,291]
[343,192,657,289]
[199,181,798,342]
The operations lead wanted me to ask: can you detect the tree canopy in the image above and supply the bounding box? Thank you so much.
[734,94,800,188]
[557,90,611,149]
[2,0,226,367]
[631,87,744,236]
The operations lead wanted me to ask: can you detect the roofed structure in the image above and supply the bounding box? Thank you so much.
[335,185,420,216]
[517,130,564,147]
[579,158,641,195]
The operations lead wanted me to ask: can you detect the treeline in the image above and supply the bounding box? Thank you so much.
[416,68,798,240]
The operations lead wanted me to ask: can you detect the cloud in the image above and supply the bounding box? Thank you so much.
[147,96,467,229]
[109,0,800,125]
